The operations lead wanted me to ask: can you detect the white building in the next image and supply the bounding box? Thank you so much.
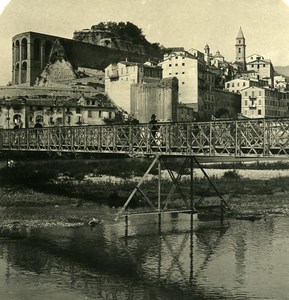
[240,86,287,118]
[105,61,162,114]
[246,54,274,87]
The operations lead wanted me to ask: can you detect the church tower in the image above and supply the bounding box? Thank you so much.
[204,44,210,65]
[235,27,246,70]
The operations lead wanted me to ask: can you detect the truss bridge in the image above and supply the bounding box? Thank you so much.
[1,118,289,157]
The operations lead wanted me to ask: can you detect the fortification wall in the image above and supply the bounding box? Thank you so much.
[131,78,178,123]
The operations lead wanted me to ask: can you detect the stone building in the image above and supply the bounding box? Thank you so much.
[0,94,116,129]
[246,54,274,87]
[105,61,162,114]
[130,77,178,123]
[274,75,289,92]
[160,47,211,115]
[225,78,267,94]
[11,31,162,87]
[240,86,288,118]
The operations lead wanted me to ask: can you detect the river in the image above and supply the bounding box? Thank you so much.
[1,210,289,299]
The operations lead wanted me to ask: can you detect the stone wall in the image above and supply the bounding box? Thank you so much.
[130,77,179,123]
[214,89,241,118]
[12,32,163,86]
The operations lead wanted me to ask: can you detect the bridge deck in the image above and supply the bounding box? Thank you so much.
[1,118,289,157]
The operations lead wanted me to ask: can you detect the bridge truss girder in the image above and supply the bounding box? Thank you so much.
[2,118,289,157]
[115,155,228,224]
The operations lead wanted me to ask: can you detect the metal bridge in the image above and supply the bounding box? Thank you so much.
[1,118,289,157]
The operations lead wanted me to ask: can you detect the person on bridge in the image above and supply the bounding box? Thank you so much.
[149,114,159,147]
[34,122,43,128]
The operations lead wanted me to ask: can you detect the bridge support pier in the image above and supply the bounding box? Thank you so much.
[115,155,229,230]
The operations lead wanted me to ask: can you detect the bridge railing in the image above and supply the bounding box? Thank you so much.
[1,118,289,157]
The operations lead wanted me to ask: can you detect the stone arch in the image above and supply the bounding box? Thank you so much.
[12,42,15,63]
[45,40,52,63]
[15,40,20,61]
[21,38,28,60]
[15,63,19,84]
[34,38,41,61]
[21,61,27,83]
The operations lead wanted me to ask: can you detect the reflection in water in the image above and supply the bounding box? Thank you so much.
[2,213,289,299]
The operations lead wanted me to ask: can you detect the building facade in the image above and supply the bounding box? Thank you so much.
[246,54,274,87]
[240,86,288,118]
[160,47,214,120]
[0,94,116,129]
[225,78,266,94]
[105,61,162,114]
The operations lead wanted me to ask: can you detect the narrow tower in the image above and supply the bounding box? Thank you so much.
[204,44,210,65]
[235,27,246,70]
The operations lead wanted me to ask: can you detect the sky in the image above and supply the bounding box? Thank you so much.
[1,0,289,85]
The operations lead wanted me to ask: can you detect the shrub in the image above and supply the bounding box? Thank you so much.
[222,170,241,180]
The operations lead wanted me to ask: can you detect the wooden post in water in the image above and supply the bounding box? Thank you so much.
[158,156,162,233]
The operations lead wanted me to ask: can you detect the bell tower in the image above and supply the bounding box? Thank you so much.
[235,27,246,70]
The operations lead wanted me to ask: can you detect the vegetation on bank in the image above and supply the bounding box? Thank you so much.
[1,157,289,210]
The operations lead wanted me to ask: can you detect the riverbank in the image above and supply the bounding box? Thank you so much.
[1,185,289,230]
[1,157,289,229]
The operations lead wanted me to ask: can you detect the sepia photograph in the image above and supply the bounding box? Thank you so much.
[1,0,289,299]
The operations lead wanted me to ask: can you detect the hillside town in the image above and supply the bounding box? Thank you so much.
[0,23,288,129]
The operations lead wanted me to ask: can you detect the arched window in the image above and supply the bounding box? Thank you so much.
[34,38,41,61]
[45,40,52,63]
[12,42,15,63]
[15,63,19,84]
[15,40,20,61]
[21,38,27,60]
[21,62,27,83]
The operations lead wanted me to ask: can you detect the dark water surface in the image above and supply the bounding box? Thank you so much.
[0,213,289,299]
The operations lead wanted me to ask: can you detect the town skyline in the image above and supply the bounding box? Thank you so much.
[1,0,289,86]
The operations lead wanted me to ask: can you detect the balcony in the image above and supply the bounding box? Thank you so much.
[109,71,119,79]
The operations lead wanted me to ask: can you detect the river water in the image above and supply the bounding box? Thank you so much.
[1,212,289,299]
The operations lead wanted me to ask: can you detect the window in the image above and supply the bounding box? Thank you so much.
[88,110,92,118]
[245,100,248,106]
[258,109,262,115]
[238,48,241,53]
[232,83,234,87]
[227,83,230,88]
[263,64,265,67]
[175,56,178,59]
[169,64,172,67]
[258,100,261,105]
[182,63,185,66]
[109,112,112,119]
[175,64,178,66]
[182,82,185,85]
[259,91,261,96]
[237,83,240,87]
[252,91,255,97]
[252,64,254,67]
[245,92,247,96]
[244,110,248,115]
[76,107,81,114]
[182,72,185,74]
[99,111,102,118]
[175,72,178,75]
[243,82,246,86]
